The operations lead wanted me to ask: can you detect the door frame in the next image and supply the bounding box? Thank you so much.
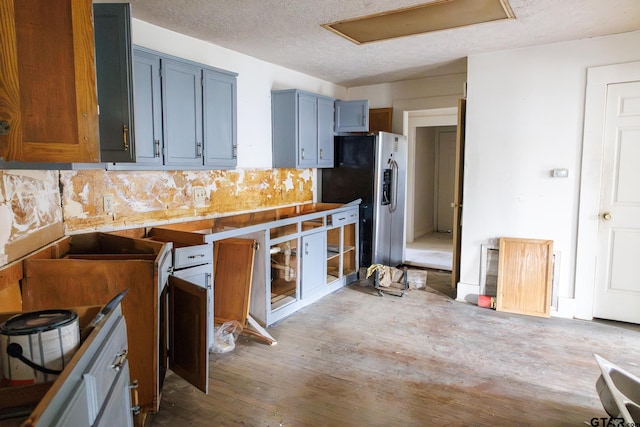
[574,60,640,320]
[405,107,458,244]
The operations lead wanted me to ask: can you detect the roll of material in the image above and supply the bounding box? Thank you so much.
[0,309,80,386]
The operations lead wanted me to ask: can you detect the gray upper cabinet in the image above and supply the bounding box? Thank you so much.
[132,49,163,165]
[118,47,238,170]
[203,69,238,168]
[272,89,335,169]
[334,99,369,133]
[162,58,203,167]
[317,96,335,167]
[94,3,135,163]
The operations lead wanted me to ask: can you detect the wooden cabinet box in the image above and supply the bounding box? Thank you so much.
[1,232,208,425]
[0,304,132,426]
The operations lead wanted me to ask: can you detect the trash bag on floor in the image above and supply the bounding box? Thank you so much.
[210,320,243,353]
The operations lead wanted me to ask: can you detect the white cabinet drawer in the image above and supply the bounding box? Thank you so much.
[329,208,358,226]
[173,243,212,269]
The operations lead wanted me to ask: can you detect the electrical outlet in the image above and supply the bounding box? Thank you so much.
[193,187,207,206]
[103,194,114,213]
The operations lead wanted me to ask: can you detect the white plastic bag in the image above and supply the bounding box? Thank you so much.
[210,320,243,353]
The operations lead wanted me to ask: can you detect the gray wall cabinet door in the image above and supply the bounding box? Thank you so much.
[162,58,203,167]
[317,96,334,167]
[297,92,318,167]
[335,99,369,133]
[94,3,135,163]
[203,69,237,168]
[132,49,163,165]
[301,231,327,299]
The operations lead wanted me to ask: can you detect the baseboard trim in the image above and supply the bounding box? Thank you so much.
[456,282,480,304]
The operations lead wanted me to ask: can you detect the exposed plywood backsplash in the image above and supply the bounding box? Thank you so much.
[60,168,314,233]
[0,168,313,267]
[0,170,64,265]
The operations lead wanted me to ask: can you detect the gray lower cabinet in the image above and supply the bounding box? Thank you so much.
[301,231,327,298]
[15,304,134,426]
[272,89,335,168]
[94,3,135,163]
[171,255,214,352]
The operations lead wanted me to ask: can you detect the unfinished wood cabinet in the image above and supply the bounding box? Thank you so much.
[14,233,208,425]
[368,108,393,133]
[0,0,99,162]
[496,237,553,318]
[214,238,256,325]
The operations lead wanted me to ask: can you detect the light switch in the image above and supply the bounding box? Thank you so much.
[552,168,569,178]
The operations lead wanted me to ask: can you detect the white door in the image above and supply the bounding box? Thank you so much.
[437,130,456,232]
[592,81,640,323]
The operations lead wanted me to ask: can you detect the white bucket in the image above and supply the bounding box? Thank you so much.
[0,309,80,386]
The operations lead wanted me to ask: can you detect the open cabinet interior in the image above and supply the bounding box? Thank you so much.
[270,237,298,311]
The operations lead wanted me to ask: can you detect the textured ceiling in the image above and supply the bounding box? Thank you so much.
[122,0,640,87]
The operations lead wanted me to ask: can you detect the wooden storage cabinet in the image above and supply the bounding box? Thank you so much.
[272,89,335,168]
[0,0,99,163]
[13,232,209,425]
[0,304,133,426]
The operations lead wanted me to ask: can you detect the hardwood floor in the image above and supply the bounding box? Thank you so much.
[152,270,640,426]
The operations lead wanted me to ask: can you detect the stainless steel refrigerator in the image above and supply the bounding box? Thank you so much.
[321,131,407,268]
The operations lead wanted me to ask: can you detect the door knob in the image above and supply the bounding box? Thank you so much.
[602,212,612,221]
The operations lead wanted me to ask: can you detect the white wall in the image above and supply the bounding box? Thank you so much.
[459,30,640,316]
[347,74,466,133]
[132,19,348,169]
[414,127,436,239]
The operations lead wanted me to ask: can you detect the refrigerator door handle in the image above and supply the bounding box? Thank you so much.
[390,159,399,213]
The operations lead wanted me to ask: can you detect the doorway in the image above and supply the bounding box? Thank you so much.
[403,108,458,272]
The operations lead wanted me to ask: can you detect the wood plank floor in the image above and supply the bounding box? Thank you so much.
[152,270,640,426]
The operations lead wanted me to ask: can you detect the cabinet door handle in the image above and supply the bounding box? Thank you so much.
[301,148,305,160]
[319,148,323,160]
[187,254,206,259]
[122,124,129,151]
[305,242,309,255]
[196,142,203,157]
[111,349,128,371]
[129,380,140,415]
[154,139,161,157]
[233,144,238,159]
